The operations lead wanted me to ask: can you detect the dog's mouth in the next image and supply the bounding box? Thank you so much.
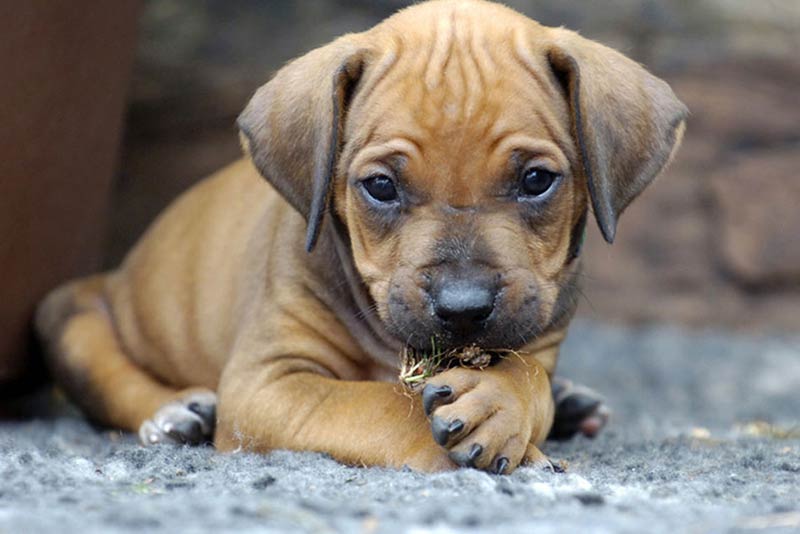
[392,316,543,356]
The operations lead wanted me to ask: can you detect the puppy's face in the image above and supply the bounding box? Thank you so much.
[336,37,585,351]
[239,0,687,353]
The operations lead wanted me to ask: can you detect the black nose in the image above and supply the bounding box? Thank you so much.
[433,279,495,331]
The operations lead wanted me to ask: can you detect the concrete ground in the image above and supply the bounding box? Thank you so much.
[2,320,799,533]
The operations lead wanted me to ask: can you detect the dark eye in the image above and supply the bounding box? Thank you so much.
[362,174,399,203]
[521,168,559,197]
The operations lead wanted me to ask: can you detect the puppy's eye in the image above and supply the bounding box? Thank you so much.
[362,174,399,203]
[521,168,559,197]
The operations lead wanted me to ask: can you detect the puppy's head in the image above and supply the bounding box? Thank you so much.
[238,0,687,351]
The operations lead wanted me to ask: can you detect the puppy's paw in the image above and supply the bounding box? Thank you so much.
[139,390,217,446]
[548,377,610,441]
[421,368,540,475]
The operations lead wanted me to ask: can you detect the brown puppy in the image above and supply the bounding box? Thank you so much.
[35,0,686,473]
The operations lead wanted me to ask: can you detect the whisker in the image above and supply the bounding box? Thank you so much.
[354,302,379,320]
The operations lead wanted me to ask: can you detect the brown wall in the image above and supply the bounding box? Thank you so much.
[0,2,140,393]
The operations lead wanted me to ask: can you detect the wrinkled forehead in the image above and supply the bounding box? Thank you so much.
[343,14,575,198]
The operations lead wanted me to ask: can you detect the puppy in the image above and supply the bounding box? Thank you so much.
[35,0,686,473]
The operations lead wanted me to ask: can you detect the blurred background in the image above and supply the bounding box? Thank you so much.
[2,0,799,399]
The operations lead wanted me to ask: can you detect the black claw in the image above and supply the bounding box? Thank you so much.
[422,384,453,417]
[448,420,464,434]
[431,417,450,446]
[448,451,467,467]
[187,401,216,427]
[448,443,483,468]
[166,418,203,445]
[468,444,483,464]
[494,456,509,475]
[431,418,463,446]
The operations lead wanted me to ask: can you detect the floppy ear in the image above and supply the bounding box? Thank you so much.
[547,29,688,243]
[238,36,367,251]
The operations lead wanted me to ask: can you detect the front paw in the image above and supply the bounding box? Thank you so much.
[421,368,546,474]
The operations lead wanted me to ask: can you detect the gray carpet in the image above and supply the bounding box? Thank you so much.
[2,321,799,533]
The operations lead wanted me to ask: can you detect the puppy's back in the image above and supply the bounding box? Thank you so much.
[105,158,295,388]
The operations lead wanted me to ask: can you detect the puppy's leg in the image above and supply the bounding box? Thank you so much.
[36,277,215,444]
[215,358,454,472]
[548,377,610,441]
[420,354,555,474]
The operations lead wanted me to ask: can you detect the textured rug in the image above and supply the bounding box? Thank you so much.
[2,321,799,533]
